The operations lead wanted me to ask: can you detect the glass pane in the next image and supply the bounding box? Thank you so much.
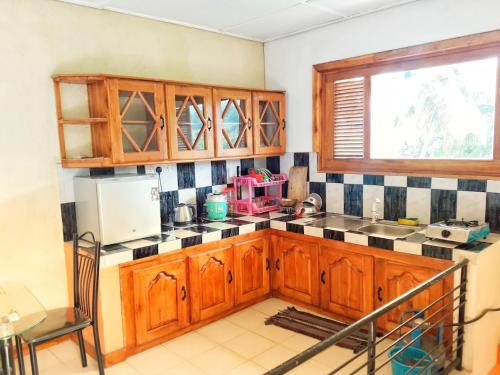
[260,101,280,147]
[221,99,247,149]
[370,57,497,160]
[176,95,206,151]
[119,91,159,153]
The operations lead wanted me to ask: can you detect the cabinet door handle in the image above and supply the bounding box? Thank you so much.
[181,286,187,301]
[248,118,252,130]
[265,258,270,270]
[160,114,166,130]
[275,258,280,271]
[228,270,233,284]
[282,119,286,130]
[207,117,212,131]
[377,287,383,302]
[320,271,326,285]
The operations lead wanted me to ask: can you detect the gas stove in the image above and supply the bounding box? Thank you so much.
[425,219,490,243]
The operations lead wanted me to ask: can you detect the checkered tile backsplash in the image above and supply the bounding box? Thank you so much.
[57,152,500,241]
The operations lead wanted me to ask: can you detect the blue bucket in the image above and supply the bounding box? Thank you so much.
[389,346,434,375]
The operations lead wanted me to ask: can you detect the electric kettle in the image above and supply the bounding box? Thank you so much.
[174,203,196,226]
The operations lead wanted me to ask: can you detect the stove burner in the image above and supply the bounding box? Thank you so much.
[443,219,479,228]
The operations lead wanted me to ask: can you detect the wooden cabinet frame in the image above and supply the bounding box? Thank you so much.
[253,91,286,155]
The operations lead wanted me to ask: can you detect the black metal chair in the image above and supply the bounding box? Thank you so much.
[16,232,104,375]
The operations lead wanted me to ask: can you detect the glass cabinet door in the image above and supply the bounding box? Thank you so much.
[166,85,214,160]
[253,92,286,155]
[213,89,253,157]
[110,80,166,163]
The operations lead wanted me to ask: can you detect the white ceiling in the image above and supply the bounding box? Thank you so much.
[60,0,421,42]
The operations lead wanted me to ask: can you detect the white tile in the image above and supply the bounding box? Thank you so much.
[197,319,246,344]
[211,184,227,194]
[251,298,292,316]
[281,334,320,352]
[195,161,213,187]
[202,230,222,243]
[34,347,66,370]
[270,220,286,231]
[362,185,384,220]
[126,346,183,375]
[121,239,158,249]
[100,250,133,268]
[269,212,288,219]
[225,361,266,375]
[344,232,368,246]
[159,164,179,192]
[487,180,500,193]
[107,361,141,375]
[178,188,196,204]
[225,308,268,331]
[226,159,241,184]
[253,345,298,370]
[304,226,324,238]
[406,187,431,224]
[172,229,200,238]
[280,153,294,175]
[222,331,274,359]
[326,183,344,214]
[191,347,245,375]
[238,223,256,235]
[432,177,458,190]
[250,324,296,343]
[309,152,326,182]
[49,340,81,363]
[343,174,363,184]
[456,191,486,222]
[203,222,237,230]
[237,215,268,223]
[385,175,407,187]
[162,361,207,375]
[394,240,422,255]
[162,331,216,359]
[158,239,182,254]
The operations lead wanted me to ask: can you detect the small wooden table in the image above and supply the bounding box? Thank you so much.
[0,283,46,375]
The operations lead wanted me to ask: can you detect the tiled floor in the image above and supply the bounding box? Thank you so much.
[17,298,470,375]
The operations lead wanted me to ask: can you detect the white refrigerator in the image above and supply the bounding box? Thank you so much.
[74,174,161,245]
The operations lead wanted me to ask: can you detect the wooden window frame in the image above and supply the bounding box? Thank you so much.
[313,30,500,178]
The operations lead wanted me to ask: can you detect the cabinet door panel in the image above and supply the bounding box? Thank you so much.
[189,247,234,322]
[109,79,166,163]
[213,88,253,158]
[234,237,270,305]
[275,237,319,305]
[253,92,285,155]
[132,259,189,345]
[320,246,374,320]
[166,85,214,160]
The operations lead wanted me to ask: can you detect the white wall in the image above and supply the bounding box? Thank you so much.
[264,0,500,152]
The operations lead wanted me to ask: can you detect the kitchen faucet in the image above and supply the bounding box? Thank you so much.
[371,198,381,223]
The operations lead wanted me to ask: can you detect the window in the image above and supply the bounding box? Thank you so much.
[313,31,500,178]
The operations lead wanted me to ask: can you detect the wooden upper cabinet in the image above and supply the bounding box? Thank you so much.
[319,246,374,320]
[132,259,189,345]
[234,237,270,305]
[253,91,286,155]
[166,84,215,160]
[108,79,166,163]
[213,88,253,158]
[189,246,234,322]
[275,236,319,305]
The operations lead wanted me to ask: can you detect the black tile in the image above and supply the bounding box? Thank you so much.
[177,162,195,189]
[431,190,457,223]
[404,233,428,244]
[486,192,500,233]
[286,223,304,234]
[294,152,310,180]
[196,186,213,217]
[133,244,158,260]
[282,181,289,198]
[89,167,114,176]
[344,184,363,217]
[363,175,384,186]
[456,242,491,251]
[160,191,179,224]
[309,182,326,212]
[326,174,343,183]
[368,237,394,250]
[256,220,271,231]
[384,187,407,221]
[222,227,239,238]
[323,229,344,241]
[422,245,452,260]
[240,158,254,175]
[186,225,219,234]
[266,156,280,174]
[458,179,486,192]
[211,160,227,185]
[181,235,202,248]
[407,177,431,189]
[61,202,77,242]
[136,165,146,175]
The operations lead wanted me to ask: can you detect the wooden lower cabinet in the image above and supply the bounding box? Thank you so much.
[375,258,452,331]
[274,236,319,305]
[234,236,271,305]
[319,245,374,320]
[132,259,189,345]
[189,246,235,322]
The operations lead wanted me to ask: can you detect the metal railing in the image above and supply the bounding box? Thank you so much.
[265,259,469,375]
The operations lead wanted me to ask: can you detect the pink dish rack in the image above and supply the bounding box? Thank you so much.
[231,174,288,215]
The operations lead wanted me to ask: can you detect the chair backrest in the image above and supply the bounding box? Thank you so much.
[72,232,101,322]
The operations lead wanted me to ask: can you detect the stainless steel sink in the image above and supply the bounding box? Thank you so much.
[356,223,420,238]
